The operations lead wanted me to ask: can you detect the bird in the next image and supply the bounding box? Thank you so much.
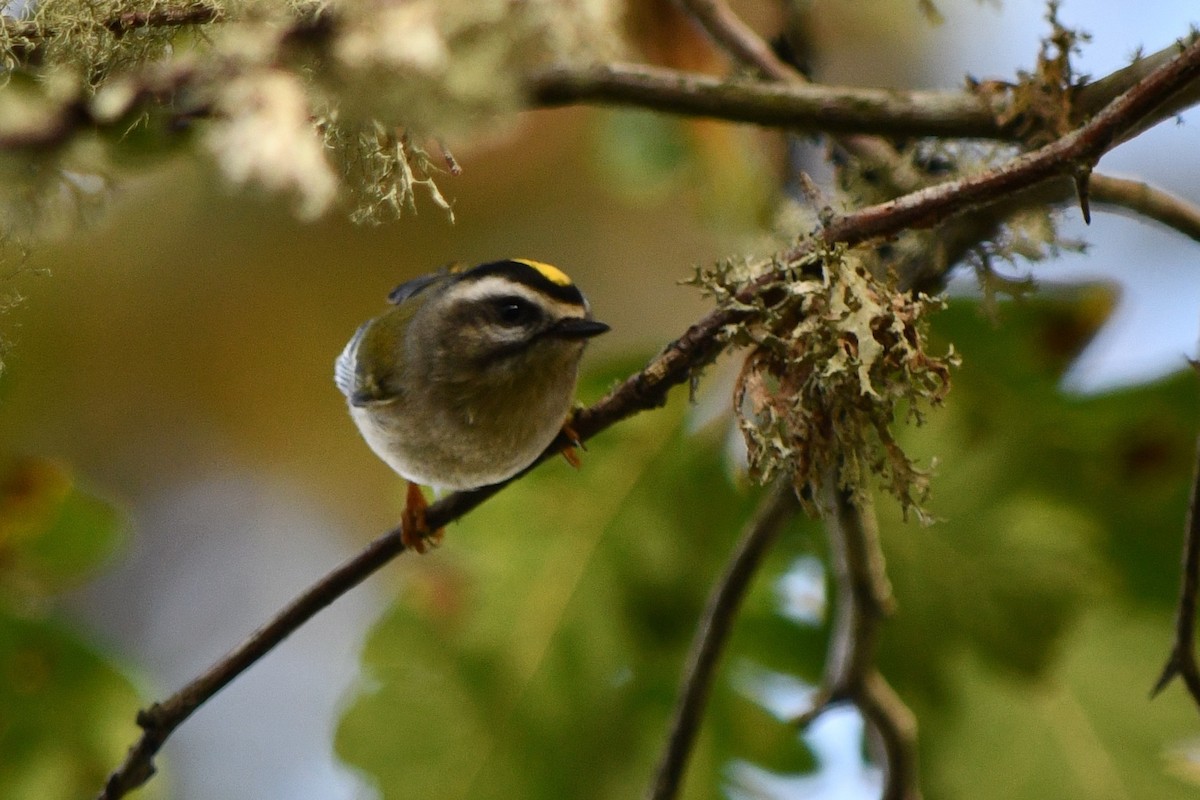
[335,258,610,552]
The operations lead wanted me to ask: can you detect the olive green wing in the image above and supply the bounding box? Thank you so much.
[334,308,414,406]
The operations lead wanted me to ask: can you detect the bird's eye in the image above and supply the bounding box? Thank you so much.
[493,296,539,326]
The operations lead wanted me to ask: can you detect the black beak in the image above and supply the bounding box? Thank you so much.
[552,317,611,340]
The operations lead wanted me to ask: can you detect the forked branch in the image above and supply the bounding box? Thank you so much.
[793,476,919,800]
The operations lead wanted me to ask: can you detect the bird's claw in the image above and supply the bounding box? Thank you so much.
[402,482,444,554]
[560,420,585,469]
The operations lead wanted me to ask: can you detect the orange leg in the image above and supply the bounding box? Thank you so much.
[560,420,584,469]
[402,482,444,553]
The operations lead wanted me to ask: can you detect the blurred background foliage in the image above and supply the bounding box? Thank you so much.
[0,456,149,799]
[335,290,1200,800]
[0,1,1198,799]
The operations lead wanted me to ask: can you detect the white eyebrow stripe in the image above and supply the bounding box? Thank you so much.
[446,275,589,318]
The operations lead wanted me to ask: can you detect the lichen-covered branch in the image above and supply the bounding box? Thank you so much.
[1,6,1196,158]
[811,32,1200,253]
[0,1,1193,240]
[0,1,623,226]
[1,1,223,41]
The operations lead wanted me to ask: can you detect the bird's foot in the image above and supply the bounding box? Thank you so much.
[560,420,585,469]
[402,482,444,554]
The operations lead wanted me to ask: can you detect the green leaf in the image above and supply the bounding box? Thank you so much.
[592,110,690,200]
[0,457,125,598]
[923,609,1199,800]
[0,455,144,800]
[0,610,145,800]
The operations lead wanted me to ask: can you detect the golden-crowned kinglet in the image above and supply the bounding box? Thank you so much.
[335,258,610,551]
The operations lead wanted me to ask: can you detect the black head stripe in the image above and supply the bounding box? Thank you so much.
[459,260,586,307]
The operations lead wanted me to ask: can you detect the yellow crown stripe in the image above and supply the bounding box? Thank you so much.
[512,258,573,287]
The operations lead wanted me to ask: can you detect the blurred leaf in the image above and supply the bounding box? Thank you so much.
[874,286,1199,799]
[592,110,690,201]
[0,610,144,800]
[0,456,143,800]
[0,456,125,598]
[924,609,1199,800]
[590,110,773,229]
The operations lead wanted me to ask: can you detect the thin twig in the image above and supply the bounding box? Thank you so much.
[795,474,920,800]
[97,271,747,799]
[676,0,800,82]
[674,0,922,190]
[1152,364,1200,707]
[1090,173,1200,243]
[96,35,1200,800]
[645,477,800,800]
[819,479,894,700]
[859,672,921,800]
[96,530,407,797]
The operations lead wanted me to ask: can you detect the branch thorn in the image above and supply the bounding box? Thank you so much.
[1074,165,1093,224]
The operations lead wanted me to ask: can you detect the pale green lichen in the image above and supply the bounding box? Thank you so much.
[994,0,1092,147]
[694,247,957,522]
[321,116,454,225]
[0,0,230,88]
[0,0,626,231]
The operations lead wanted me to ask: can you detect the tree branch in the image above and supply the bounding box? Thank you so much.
[1089,174,1200,243]
[793,475,919,800]
[102,2,224,37]
[675,0,801,82]
[647,23,918,794]
[859,671,921,800]
[645,477,800,800]
[527,38,1200,144]
[96,255,754,800]
[96,32,1200,800]
[674,0,928,194]
[528,62,1007,139]
[1076,37,1200,143]
[819,481,894,699]
[810,32,1200,253]
[0,60,209,152]
[0,11,1195,172]
[1152,367,1200,708]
